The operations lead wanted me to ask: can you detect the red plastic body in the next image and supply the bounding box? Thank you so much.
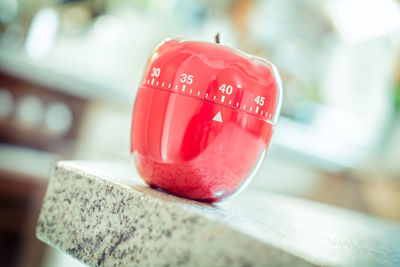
[131,39,281,202]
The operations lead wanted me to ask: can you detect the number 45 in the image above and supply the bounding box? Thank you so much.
[254,96,265,106]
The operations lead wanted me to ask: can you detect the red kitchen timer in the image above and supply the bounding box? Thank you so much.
[131,37,282,202]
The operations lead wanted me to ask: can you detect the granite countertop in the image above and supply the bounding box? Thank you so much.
[37,161,400,266]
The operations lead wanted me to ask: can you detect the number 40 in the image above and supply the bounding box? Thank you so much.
[218,84,233,95]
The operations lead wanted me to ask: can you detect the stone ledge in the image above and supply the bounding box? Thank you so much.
[37,161,400,266]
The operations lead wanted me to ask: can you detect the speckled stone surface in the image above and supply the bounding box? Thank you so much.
[37,161,400,267]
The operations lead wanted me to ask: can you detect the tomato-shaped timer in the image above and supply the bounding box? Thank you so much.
[131,38,282,202]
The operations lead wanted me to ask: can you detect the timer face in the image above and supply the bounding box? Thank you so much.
[131,39,282,202]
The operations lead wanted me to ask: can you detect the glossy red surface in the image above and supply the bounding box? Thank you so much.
[131,39,281,202]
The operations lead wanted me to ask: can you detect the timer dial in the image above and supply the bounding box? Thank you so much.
[131,39,282,202]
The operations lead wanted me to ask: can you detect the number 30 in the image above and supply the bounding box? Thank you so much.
[151,68,160,77]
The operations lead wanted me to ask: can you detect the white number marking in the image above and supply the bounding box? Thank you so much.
[218,84,233,95]
[254,96,265,106]
[151,68,160,77]
[180,74,194,84]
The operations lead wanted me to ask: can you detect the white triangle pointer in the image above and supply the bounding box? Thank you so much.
[212,111,223,123]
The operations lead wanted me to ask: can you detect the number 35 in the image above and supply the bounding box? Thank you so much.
[180,73,194,84]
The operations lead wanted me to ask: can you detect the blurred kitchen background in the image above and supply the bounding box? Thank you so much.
[1,0,400,266]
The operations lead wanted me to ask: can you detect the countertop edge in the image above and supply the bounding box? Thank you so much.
[36,161,313,266]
